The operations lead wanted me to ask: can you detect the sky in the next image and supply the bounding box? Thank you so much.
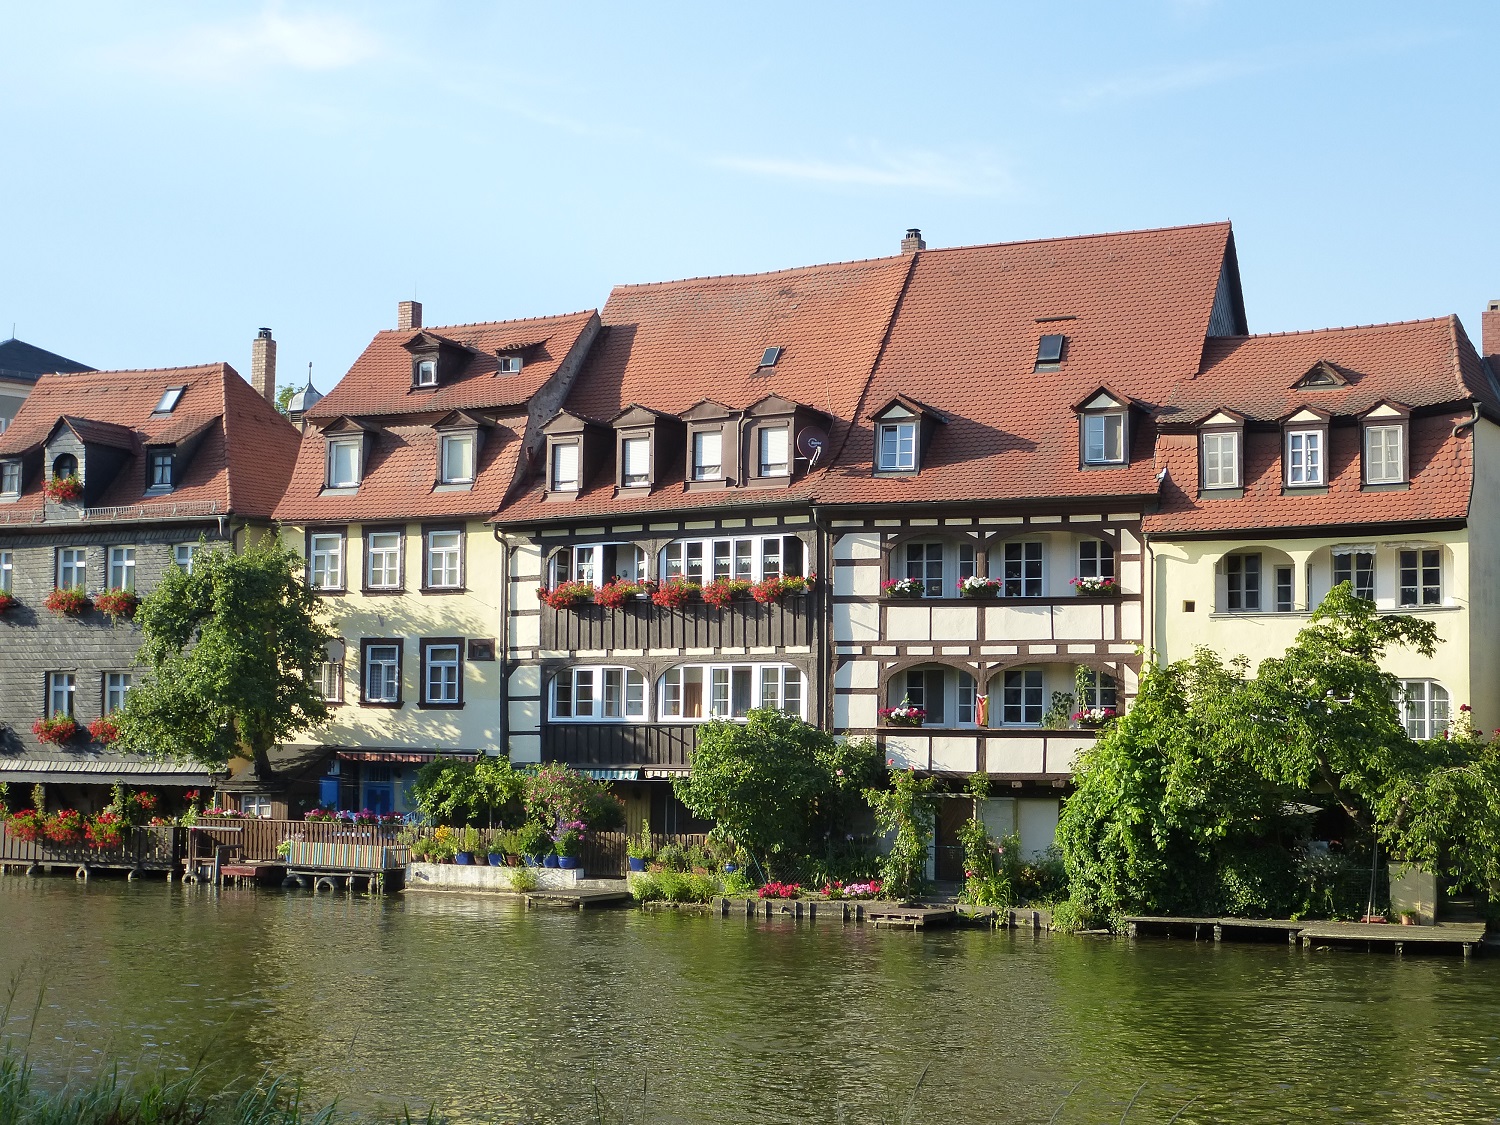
[2,2,1497,395]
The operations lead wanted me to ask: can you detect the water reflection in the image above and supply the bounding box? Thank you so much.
[2,878,1499,1122]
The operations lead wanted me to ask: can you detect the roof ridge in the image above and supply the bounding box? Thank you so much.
[608,253,908,292]
[51,361,228,378]
[373,309,597,337]
[912,219,1233,258]
[1214,316,1455,341]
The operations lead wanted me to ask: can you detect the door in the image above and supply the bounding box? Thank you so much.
[934,796,972,882]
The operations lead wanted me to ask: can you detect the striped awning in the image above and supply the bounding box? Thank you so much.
[336,750,479,764]
[579,768,641,781]
[0,758,213,786]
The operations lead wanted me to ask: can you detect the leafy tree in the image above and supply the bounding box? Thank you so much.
[116,538,333,777]
[413,755,526,827]
[275,385,295,416]
[865,768,936,900]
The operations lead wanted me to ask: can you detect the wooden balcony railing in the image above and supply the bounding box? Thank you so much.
[0,824,182,870]
[193,817,405,863]
[541,595,815,652]
[542,723,699,770]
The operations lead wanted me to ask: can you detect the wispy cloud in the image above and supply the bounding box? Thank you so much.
[1061,57,1271,110]
[713,147,1014,197]
[115,5,383,82]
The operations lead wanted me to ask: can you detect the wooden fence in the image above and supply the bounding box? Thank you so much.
[0,823,181,871]
[193,817,404,863]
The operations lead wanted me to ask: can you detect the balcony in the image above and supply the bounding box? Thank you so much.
[542,723,699,771]
[540,594,814,652]
[877,727,1096,779]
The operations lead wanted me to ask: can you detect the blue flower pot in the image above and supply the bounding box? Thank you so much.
[723,863,738,874]
[455,852,474,866]
[543,854,560,868]
[628,857,646,872]
[557,856,580,870]
[488,853,504,867]
[522,855,540,867]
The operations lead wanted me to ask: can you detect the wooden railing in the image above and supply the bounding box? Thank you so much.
[543,723,699,770]
[0,823,181,870]
[541,595,815,652]
[193,817,404,863]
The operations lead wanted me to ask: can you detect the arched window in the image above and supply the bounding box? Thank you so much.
[51,453,78,480]
[1394,680,1449,740]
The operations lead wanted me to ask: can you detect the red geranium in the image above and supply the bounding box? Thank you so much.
[651,578,698,608]
[94,588,139,621]
[593,579,645,609]
[44,474,82,503]
[33,714,78,744]
[537,581,593,609]
[701,578,751,609]
[0,593,16,614]
[85,811,126,850]
[758,881,802,900]
[88,718,120,744]
[44,588,90,616]
[44,809,85,846]
[5,809,45,842]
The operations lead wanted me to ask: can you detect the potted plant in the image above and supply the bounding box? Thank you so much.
[958,575,1002,599]
[5,809,45,843]
[516,821,550,866]
[94,588,139,622]
[554,820,585,869]
[88,717,120,745]
[44,588,90,617]
[701,577,752,609]
[626,820,654,872]
[44,474,82,503]
[1070,576,1119,597]
[428,827,458,864]
[408,836,432,862]
[0,593,16,614]
[455,825,482,865]
[44,808,84,846]
[537,580,594,610]
[1071,706,1118,729]
[491,828,520,866]
[1399,909,1418,926]
[32,714,78,744]
[85,810,126,850]
[881,577,925,599]
[651,577,698,608]
[878,698,926,728]
[594,579,646,609]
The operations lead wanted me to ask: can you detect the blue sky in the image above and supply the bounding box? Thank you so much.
[2,2,1496,393]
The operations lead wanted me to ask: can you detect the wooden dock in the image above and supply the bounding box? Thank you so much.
[1123,915,1486,956]
[524,889,632,910]
[865,904,956,930]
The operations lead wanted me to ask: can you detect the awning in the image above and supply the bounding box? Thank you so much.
[336,750,479,764]
[642,768,690,779]
[0,758,212,786]
[579,768,641,781]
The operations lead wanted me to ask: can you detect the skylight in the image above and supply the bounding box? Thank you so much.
[1035,335,1066,367]
[759,346,784,368]
[153,386,185,414]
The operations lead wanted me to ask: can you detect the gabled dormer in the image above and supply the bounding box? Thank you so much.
[1071,386,1134,468]
[1292,359,1349,391]
[433,410,486,490]
[1359,400,1411,488]
[402,331,473,390]
[541,409,609,500]
[143,417,215,494]
[682,400,738,488]
[610,404,682,492]
[1279,405,1331,490]
[1197,408,1246,494]
[745,394,829,486]
[42,416,138,506]
[319,417,380,492]
[870,395,944,475]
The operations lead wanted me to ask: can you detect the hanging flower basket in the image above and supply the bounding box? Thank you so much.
[594,579,647,609]
[879,699,927,728]
[88,717,121,745]
[85,811,126,850]
[750,574,815,604]
[0,593,16,614]
[44,474,82,503]
[958,576,1002,599]
[95,588,139,622]
[5,809,45,842]
[651,578,699,608]
[44,588,90,617]
[881,578,925,599]
[32,714,78,744]
[44,809,85,846]
[1071,576,1119,597]
[537,581,594,610]
[701,578,752,609]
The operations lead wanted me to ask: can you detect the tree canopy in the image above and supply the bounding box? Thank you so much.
[116,537,333,775]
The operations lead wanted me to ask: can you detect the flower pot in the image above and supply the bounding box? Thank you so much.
[557,856,580,870]
[543,854,559,868]
[884,719,923,729]
[504,854,520,867]
[455,852,474,866]
[488,853,504,867]
[628,856,646,872]
[723,863,738,874]
[522,855,541,867]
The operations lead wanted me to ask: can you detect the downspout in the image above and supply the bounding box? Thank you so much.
[1453,403,1481,436]
[811,502,833,734]
[494,526,510,762]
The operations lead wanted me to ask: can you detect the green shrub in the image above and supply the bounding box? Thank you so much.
[509,865,539,892]
[720,870,756,897]
[657,842,689,872]
[1049,898,1098,933]
[630,872,662,902]
[1017,846,1068,903]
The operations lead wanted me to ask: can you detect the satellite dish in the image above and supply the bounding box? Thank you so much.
[796,427,828,467]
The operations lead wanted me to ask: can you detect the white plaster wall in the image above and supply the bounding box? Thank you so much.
[987,738,1045,773]
[986,605,1052,640]
[834,533,881,560]
[930,735,978,773]
[931,605,978,641]
[1017,798,1061,859]
[883,734,928,770]
[835,601,880,643]
[885,606,931,641]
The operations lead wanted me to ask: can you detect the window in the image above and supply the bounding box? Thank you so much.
[692,430,723,481]
[104,672,131,714]
[439,433,475,484]
[877,422,917,472]
[149,451,173,489]
[1035,334,1066,370]
[903,670,939,724]
[0,550,10,593]
[497,355,523,374]
[52,453,77,481]
[425,529,463,589]
[107,547,135,592]
[1396,680,1450,740]
[415,359,437,387]
[1275,565,1294,612]
[47,672,76,718]
[662,535,802,584]
[1202,431,1239,488]
[1399,549,1441,607]
[1287,430,1324,485]
[906,542,944,597]
[327,439,361,488]
[174,543,199,573]
[1078,540,1115,580]
[1002,669,1044,725]
[421,640,463,707]
[362,642,402,705]
[318,661,343,703]
[758,427,790,477]
[152,386,185,414]
[56,547,86,590]
[309,533,344,591]
[759,346,784,368]
[1083,414,1125,464]
[0,461,19,495]
[550,442,579,490]
[957,672,978,725]
[1077,669,1117,710]
[365,530,403,590]
[1366,425,1404,484]
[552,667,647,720]
[622,436,651,487]
[1225,553,1261,611]
[1333,551,1375,601]
[659,664,804,721]
[1002,541,1043,597]
[241,796,273,819]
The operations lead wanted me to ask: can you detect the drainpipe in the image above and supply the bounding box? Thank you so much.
[811,503,833,734]
[493,527,510,762]
[1453,403,1481,437]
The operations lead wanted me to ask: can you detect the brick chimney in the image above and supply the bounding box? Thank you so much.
[250,327,276,405]
[398,300,423,330]
[900,228,926,254]
[1484,299,1500,362]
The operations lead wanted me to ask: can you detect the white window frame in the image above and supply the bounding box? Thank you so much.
[1201,431,1239,488]
[1083,413,1125,465]
[877,422,917,472]
[365,530,403,590]
[363,644,401,704]
[550,442,580,491]
[1332,551,1375,601]
[0,550,12,594]
[326,439,362,489]
[423,643,462,706]
[658,663,805,722]
[439,433,475,485]
[621,436,651,487]
[415,358,438,387]
[1287,430,1324,486]
[174,543,199,573]
[661,534,802,584]
[57,547,86,591]
[1078,540,1115,580]
[1000,668,1044,726]
[107,546,135,592]
[309,533,344,591]
[758,425,790,477]
[104,672,131,714]
[1225,553,1261,612]
[1077,669,1117,710]
[1396,680,1450,740]
[1365,425,1404,484]
[691,430,723,481]
[1,461,20,496]
[1000,540,1043,597]
[149,451,173,489]
[551,542,648,587]
[425,530,462,589]
[551,666,648,721]
[318,661,343,703]
[47,671,76,718]
[1399,548,1442,607]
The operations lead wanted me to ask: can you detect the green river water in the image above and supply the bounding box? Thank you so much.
[2,878,1499,1123]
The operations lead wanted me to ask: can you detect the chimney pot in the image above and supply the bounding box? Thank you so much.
[900,228,926,254]
[1484,299,1500,360]
[398,300,423,331]
[250,328,277,406]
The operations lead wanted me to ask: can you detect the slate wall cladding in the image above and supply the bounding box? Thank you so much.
[0,523,225,755]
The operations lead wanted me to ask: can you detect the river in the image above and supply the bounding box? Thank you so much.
[1,878,1498,1123]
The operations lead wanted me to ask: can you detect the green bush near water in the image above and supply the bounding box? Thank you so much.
[629,871,722,903]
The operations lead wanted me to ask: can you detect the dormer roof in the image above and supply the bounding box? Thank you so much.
[870,394,946,423]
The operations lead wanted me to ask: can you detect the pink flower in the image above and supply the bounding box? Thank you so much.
[835,768,844,777]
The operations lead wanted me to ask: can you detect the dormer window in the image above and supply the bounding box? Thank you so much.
[1198,410,1245,491]
[758,425,790,477]
[52,453,78,480]
[877,421,916,472]
[149,450,174,489]
[1083,413,1124,464]
[439,433,474,485]
[1360,401,1410,486]
[622,436,650,487]
[1281,408,1329,489]
[551,441,580,491]
[0,461,19,496]
[153,386,185,414]
[327,438,362,488]
[497,355,523,374]
[415,359,438,387]
[692,430,722,481]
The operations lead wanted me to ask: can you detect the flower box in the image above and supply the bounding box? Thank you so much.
[5,809,45,842]
[85,811,126,850]
[0,593,16,614]
[95,588,139,621]
[701,578,752,609]
[44,588,90,617]
[958,577,1002,599]
[594,579,648,609]
[879,698,927,727]
[44,474,82,503]
[750,574,815,604]
[881,578,926,599]
[1070,576,1119,597]
[88,717,121,745]
[1072,707,1118,728]
[44,809,85,846]
[651,578,699,608]
[537,581,594,610]
[32,714,78,744]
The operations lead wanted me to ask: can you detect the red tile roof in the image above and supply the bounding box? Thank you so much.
[305,310,599,421]
[0,363,300,520]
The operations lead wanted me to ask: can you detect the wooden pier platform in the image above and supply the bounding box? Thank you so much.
[865,904,956,930]
[524,889,632,910]
[1123,915,1486,956]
